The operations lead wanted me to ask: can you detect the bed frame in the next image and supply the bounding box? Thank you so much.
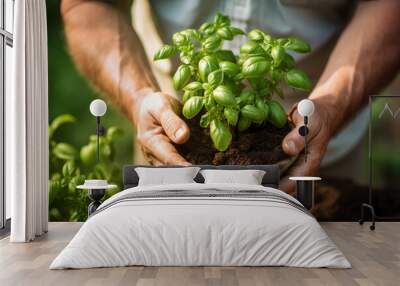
[123,165,280,189]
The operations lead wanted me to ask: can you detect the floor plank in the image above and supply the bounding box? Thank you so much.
[0,222,399,286]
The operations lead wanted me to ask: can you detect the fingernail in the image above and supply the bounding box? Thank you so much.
[175,128,185,139]
[286,140,298,154]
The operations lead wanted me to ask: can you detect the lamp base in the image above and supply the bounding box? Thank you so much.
[87,189,106,216]
[296,180,314,210]
[359,203,376,231]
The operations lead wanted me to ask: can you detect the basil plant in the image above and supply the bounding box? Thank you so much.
[154,13,312,152]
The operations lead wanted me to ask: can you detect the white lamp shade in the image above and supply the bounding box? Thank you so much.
[297,99,315,117]
[90,99,107,117]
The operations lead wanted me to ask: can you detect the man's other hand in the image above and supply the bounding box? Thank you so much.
[280,99,335,195]
[133,89,190,165]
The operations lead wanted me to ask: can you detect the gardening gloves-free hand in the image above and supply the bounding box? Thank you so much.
[281,99,335,195]
[133,90,190,165]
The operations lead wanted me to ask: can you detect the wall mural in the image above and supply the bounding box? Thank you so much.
[47,0,399,221]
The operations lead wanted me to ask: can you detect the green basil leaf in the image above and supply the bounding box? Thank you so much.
[263,33,272,43]
[62,161,76,177]
[172,33,188,46]
[234,73,244,81]
[219,61,240,77]
[198,55,219,82]
[215,50,236,62]
[203,35,222,51]
[153,45,178,61]
[173,65,192,90]
[277,38,289,46]
[207,69,224,88]
[106,126,124,141]
[224,107,239,126]
[80,143,97,166]
[202,82,211,91]
[182,96,204,119]
[49,114,76,139]
[204,26,216,35]
[53,143,77,160]
[237,56,245,66]
[180,51,194,64]
[286,69,312,91]
[204,92,215,109]
[242,57,269,77]
[184,81,203,92]
[199,22,213,32]
[229,27,245,36]
[214,13,230,27]
[213,85,236,107]
[283,53,296,68]
[182,90,200,104]
[237,116,251,132]
[285,37,311,53]
[182,91,191,104]
[268,100,287,128]
[180,29,201,41]
[237,90,256,107]
[223,79,239,94]
[210,119,232,152]
[247,29,264,42]
[271,46,285,65]
[217,27,233,40]
[256,99,269,120]
[241,105,265,123]
[240,41,264,54]
[200,112,212,128]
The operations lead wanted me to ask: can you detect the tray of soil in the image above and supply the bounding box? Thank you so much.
[154,13,311,172]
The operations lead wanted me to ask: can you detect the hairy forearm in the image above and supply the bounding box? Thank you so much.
[310,0,400,134]
[61,0,159,123]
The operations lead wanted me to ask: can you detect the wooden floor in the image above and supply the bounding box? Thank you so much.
[0,222,399,286]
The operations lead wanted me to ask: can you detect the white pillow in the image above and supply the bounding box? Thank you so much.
[200,169,266,185]
[135,167,201,186]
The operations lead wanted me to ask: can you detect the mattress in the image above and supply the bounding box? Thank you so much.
[50,183,350,269]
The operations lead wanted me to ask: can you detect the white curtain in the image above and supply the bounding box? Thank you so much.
[7,0,48,242]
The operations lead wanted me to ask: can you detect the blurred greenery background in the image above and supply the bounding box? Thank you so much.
[47,1,133,221]
[46,0,400,221]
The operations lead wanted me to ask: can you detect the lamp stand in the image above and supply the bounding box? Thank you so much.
[298,116,309,163]
[95,116,105,163]
[87,188,106,216]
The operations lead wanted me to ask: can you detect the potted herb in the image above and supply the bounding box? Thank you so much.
[154,13,312,168]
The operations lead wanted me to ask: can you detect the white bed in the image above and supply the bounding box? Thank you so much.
[50,183,350,269]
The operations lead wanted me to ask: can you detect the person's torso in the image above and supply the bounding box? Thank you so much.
[150,0,355,60]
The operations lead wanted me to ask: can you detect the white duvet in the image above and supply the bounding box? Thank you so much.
[50,183,350,269]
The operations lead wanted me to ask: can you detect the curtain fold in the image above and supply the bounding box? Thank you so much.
[7,0,48,242]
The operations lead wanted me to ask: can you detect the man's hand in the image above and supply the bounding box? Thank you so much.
[61,0,191,165]
[279,1,400,194]
[133,89,190,165]
[280,99,334,195]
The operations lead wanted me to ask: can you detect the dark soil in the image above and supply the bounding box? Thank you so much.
[176,118,292,165]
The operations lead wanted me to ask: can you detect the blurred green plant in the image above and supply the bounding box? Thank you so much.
[49,114,123,222]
